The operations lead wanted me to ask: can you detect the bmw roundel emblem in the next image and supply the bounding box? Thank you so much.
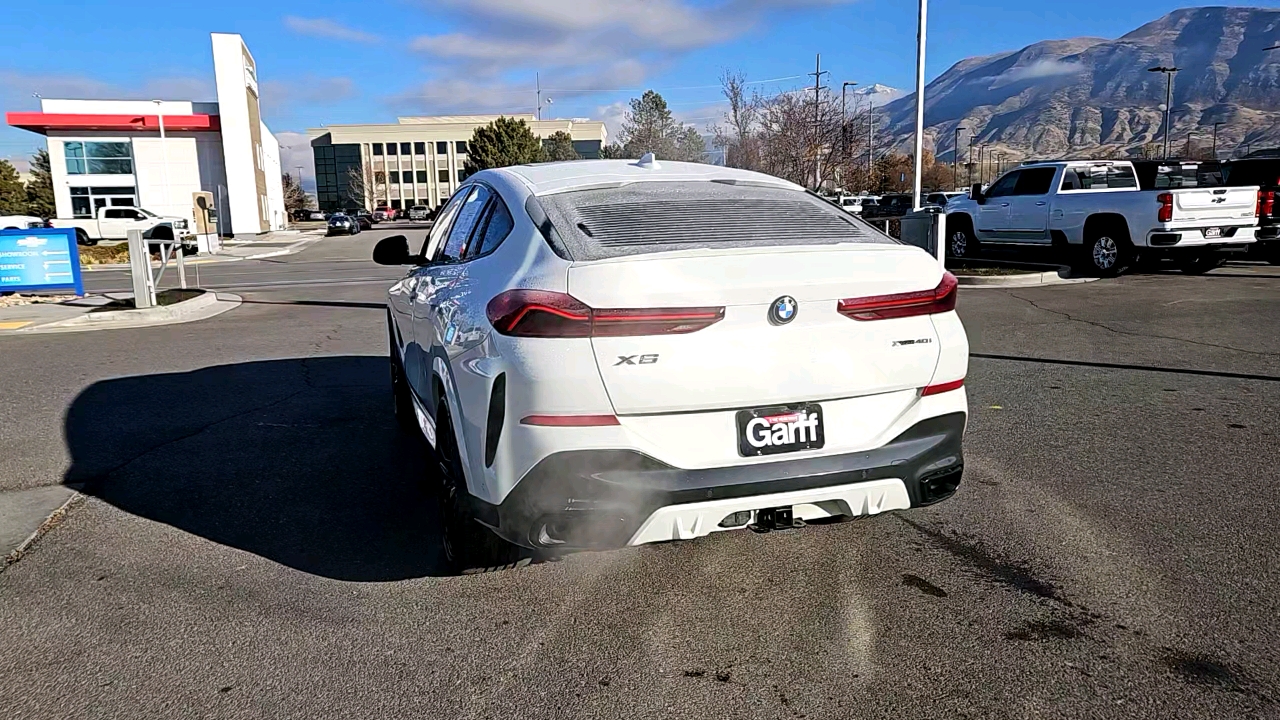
[769,296,798,325]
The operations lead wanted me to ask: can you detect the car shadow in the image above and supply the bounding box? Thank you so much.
[62,355,452,580]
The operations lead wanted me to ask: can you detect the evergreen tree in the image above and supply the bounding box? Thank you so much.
[542,131,581,162]
[466,117,545,173]
[0,160,27,215]
[617,90,706,163]
[25,149,55,218]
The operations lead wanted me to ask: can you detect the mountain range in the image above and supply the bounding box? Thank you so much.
[877,6,1280,164]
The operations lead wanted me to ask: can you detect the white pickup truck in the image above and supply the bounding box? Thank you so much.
[51,206,190,247]
[946,160,1259,275]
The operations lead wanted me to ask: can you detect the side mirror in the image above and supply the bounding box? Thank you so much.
[373,235,414,265]
[970,184,985,204]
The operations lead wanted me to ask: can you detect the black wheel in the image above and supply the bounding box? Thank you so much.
[947,216,978,258]
[1081,226,1132,277]
[1176,251,1225,275]
[389,327,417,433]
[434,403,529,574]
[74,228,96,246]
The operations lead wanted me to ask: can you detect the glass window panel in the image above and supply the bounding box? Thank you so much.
[64,141,85,158]
[87,158,133,174]
[417,170,428,183]
[438,168,450,183]
[436,141,448,154]
[414,142,426,155]
[85,142,131,158]
[455,141,467,154]
[69,186,89,196]
[71,197,91,217]
[387,143,398,155]
[474,198,514,257]
[66,159,87,174]
[372,143,383,155]
[400,143,410,155]
[389,171,399,183]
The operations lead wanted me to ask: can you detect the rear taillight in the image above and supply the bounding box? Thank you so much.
[520,414,620,427]
[837,272,958,321]
[1257,190,1274,218]
[922,378,964,396]
[1158,192,1174,223]
[486,290,724,338]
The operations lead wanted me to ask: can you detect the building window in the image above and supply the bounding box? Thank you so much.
[436,141,448,155]
[387,143,398,155]
[455,141,468,154]
[389,171,399,184]
[416,170,428,184]
[391,200,402,210]
[372,143,383,155]
[374,171,386,184]
[70,185,136,217]
[64,141,133,175]
[404,198,415,207]
[438,168,450,183]
[400,142,410,155]
[414,142,426,155]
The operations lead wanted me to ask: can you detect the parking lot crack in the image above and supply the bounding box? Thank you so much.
[1006,291,1280,358]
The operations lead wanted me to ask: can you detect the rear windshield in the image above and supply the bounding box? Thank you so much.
[1222,160,1280,188]
[1131,162,1223,190]
[533,181,892,261]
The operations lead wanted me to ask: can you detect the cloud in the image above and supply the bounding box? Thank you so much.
[403,0,852,115]
[991,59,1084,86]
[260,76,358,118]
[283,16,380,44]
[0,69,214,105]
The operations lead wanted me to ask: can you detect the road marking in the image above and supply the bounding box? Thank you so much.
[0,321,33,330]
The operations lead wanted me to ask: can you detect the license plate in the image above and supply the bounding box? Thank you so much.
[736,404,824,457]
[1205,227,1223,239]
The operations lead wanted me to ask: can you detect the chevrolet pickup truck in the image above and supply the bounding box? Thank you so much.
[51,206,190,248]
[946,160,1259,275]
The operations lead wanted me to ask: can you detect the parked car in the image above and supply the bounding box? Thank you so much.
[374,205,395,222]
[408,205,433,221]
[373,157,969,573]
[354,212,374,230]
[946,160,1259,275]
[835,196,864,215]
[307,210,327,221]
[0,215,49,231]
[925,192,966,209]
[326,213,360,236]
[863,193,913,218]
[50,206,190,248]
[1221,158,1280,264]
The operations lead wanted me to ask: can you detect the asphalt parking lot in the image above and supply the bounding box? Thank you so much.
[1,227,1277,719]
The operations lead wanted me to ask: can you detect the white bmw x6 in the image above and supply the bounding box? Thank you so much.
[374,156,969,572]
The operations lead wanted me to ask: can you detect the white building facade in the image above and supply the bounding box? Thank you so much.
[7,33,285,236]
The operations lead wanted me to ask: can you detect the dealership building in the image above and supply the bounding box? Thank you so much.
[6,33,285,237]
[308,115,607,213]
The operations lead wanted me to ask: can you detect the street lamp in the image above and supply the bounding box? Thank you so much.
[1148,66,1180,160]
[841,82,857,155]
[953,126,966,189]
[912,0,929,209]
[1212,122,1224,160]
[1184,131,1200,160]
[152,99,172,215]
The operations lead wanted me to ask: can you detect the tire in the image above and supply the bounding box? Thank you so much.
[389,326,417,433]
[1177,251,1225,275]
[1081,226,1132,277]
[947,216,978,258]
[434,402,528,574]
[74,228,96,246]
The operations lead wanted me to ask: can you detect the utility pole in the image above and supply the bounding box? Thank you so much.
[536,72,542,121]
[842,82,857,159]
[953,126,966,190]
[911,0,929,209]
[808,54,829,191]
[867,99,875,188]
[1147,66,1180,160]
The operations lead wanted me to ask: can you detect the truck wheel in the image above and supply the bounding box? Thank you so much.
[1082,228,1131,277]
[74,228,96,246]
[1176,251,1225,275]
[434,402,529,574]
[947,216,978,258]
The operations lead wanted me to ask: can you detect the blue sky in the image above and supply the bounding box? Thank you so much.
[0,0,1270,183]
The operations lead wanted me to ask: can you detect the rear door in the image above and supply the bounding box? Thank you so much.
[1003,167,1057,242]
[572,245,946,415]
[976,170,1019,238]
[1169,187,1259,226]
[98,208,132,238]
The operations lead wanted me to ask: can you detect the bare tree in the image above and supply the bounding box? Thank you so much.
[713,70,763,171]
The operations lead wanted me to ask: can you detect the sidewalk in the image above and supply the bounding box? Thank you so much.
[0,290,241,334]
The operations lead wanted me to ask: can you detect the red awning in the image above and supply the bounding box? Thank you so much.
[6,112,221,134]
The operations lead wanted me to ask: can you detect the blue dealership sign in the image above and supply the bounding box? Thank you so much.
[0,228,83,295]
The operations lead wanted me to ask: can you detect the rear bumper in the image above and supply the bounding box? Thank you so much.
[481,411,966,550]
[1145,225,1256,248]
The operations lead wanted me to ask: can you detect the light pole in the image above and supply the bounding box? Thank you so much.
[953,126,966,190]
[911,0,929,209]
[1212,122,1224,160]
[152,99,171,216]
[842,81,857,157]
[867,99,875,186]
[1184,132,1200,160]
[1148,66,1180,160]
[966,134,975,187]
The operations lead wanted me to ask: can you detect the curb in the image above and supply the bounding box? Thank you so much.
[1,490,81,574]
[80,232,325,271]
[16,291,242,333]
[955,267,1098,288]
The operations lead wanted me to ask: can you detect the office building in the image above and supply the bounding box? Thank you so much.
[308,115,607,213]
